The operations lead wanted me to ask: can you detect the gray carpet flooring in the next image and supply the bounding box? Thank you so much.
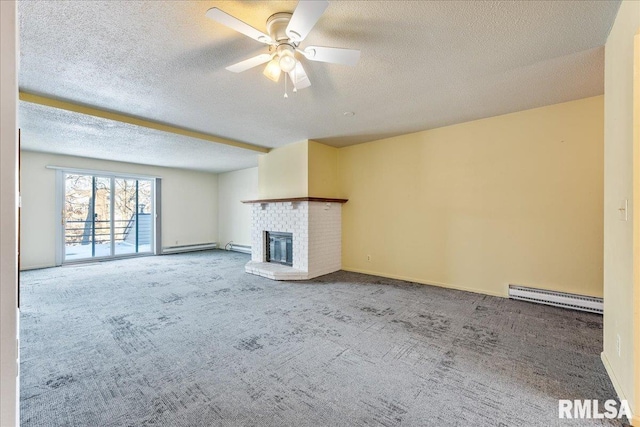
[20,250,625,426]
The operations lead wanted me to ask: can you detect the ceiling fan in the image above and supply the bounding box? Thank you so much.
[205,0,360,93]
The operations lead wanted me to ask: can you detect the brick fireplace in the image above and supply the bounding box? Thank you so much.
[243,197,347,280]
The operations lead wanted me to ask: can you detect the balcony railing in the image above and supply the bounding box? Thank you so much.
[65,217,151,246]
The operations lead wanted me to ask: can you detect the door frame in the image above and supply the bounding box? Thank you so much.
[632,27,640,427]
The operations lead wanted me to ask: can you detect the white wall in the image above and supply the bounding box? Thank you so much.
[217,167,258,248]
[602,0,640,421]
[20,151,219,270]
[0,1,19,425]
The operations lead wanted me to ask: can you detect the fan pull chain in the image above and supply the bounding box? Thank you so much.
[284,73,288,99]
[293,64,297,93]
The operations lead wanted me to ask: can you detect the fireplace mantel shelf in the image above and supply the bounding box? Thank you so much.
[242,197,348,204]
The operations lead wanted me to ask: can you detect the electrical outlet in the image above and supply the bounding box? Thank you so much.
[616,334,621,357]
[366,254,371,262]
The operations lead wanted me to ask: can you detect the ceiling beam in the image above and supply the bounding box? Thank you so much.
[19,91,270,153]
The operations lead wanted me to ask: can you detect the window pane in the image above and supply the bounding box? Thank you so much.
[64,174,93,261]
[93,177,111,257]
[136,180,152,253]
[114,178,137,256]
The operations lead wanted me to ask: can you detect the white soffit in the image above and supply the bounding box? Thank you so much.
[18,0,620,170]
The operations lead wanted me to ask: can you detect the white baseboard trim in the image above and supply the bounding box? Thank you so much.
[19,263,56,271]
[162,243,217,254]
[601,351,636,424]
[228,244,251,254]
[341,267,506,298]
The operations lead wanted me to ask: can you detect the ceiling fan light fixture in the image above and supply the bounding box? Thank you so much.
[208,0,359,94]
[278,53,297,73]
[263,58,281,82]
[276,44,297,73]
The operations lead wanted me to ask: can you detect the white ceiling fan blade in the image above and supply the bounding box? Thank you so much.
[206,8,273,44]
[302,46,360,66]
[285,0,329,42]
[288,61,311,89]
[226,54,273,73]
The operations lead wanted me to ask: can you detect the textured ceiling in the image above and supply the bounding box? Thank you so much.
[18,0,620,171]
[20,102,258,173]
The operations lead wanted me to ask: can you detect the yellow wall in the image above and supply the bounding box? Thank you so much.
[20,151,219,270]
[308,140,339,198]
[258,140,308,198]
[258,139,339,199]
[338,96,604,298]
[601,0,640,422]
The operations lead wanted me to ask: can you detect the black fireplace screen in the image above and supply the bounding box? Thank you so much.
[266,232,293,266]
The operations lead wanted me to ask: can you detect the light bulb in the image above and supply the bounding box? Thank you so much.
[278,53,296,73]
[276,44,297,73]
[263,58,281,82]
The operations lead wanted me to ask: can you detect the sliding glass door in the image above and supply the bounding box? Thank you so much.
[63,172,154,262]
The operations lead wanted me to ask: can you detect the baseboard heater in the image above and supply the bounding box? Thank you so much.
[162,243,217,254]
[508,285,603,314]
[228,244,251,254]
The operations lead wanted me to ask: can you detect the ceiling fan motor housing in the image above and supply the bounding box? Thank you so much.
[266,12,296,44]
[266,12,298,72]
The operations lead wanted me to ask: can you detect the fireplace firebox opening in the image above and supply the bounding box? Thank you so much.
[266,232,293,266]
